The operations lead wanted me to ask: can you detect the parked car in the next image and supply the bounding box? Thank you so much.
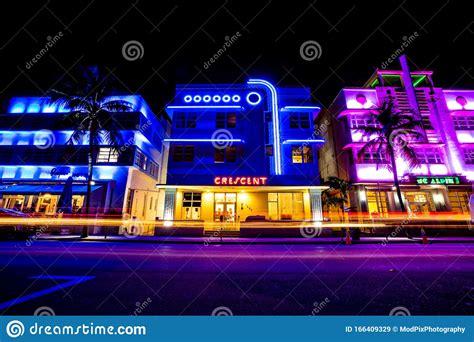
[0,208,38,240]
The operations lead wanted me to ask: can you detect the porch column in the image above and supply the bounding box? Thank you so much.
[163,188,177,220]
[309,189,323,221]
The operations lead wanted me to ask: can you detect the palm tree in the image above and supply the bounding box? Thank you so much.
[356,99,423,212]
[322,177,352,222]
[48,66,133,237]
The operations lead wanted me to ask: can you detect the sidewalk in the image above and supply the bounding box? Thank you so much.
[36,234,474,245]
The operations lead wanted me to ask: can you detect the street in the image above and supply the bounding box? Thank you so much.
[0,240,473,315]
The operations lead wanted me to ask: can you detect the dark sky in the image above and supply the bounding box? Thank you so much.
[0,0,472,116]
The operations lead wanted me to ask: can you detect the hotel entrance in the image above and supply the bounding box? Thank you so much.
[214,193,236,223]
[405,191,432,214]
[161,185,325,234]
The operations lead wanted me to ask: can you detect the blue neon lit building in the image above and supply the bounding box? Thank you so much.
[161,79,326,226]
[0,96,169,222]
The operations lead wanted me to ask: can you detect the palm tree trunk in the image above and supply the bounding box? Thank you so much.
[389,147,406,212]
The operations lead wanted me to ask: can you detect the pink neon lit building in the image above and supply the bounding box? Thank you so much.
[318,56,473,215]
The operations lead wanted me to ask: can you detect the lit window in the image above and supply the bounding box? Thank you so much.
[349,116,378,129]
[357,149,388,164]
[292,145,313,163]
[134,149,148,170]
[415,148,443,164]
[97,148,119,163]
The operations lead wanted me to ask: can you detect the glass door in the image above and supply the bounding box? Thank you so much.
[214,193,237,223]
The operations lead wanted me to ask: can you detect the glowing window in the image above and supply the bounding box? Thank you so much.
[97,148,119,163]
[292,145,313,164]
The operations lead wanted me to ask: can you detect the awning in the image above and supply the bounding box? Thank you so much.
[0,184,102,195]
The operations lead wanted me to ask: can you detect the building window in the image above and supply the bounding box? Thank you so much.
[416,148,443,164]
[97,147,119,163]
[358,149,388,164]
[176,112,197,128]
[172,145,194,162]
[264,112,272,122]
[216,112,237,128]
[289,113,310,129]
[134,149,147,169]
[182,192,201,220]
[265,145,273,156]
[292,145,313,163]
[183,192,201,208]
[463,148,474,164]
[146,160,160,178]
[214,146,237,163]
[453,116,474,130]
[349,116,378,129]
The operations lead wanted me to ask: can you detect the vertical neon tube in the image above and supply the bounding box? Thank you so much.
[247,79,282,175]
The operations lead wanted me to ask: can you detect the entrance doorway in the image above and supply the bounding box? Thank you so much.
[214,193,236,223]
[405,191,431,214]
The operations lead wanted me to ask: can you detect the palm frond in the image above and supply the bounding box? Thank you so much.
[101,100,134,113]
[399,144,420,170]
[67,129,87,145]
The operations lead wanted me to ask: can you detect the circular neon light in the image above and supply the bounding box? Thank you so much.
[246,92,262,105]
[203,95,211,103]
[193,95,202,103]
[222,95,231,102]
[184,95,192,103]
[212,95,221,103]
[232,95,241,102]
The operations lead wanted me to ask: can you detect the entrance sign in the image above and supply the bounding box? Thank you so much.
[214,176,268,186]
[416,176,460,185]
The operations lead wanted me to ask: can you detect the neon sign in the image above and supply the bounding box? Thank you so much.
[248,79,281,175]
[416,176,461,185]
[182,94,243,104]
[214,176,268,186]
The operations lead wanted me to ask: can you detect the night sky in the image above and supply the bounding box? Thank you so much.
[0,0,472,117]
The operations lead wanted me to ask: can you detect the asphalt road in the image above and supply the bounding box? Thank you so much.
[0,240,473,315]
